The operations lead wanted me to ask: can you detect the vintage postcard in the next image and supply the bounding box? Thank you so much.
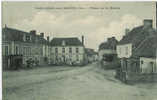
[2,1,157,100]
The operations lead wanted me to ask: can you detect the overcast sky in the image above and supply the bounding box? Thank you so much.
[2,2,156,51]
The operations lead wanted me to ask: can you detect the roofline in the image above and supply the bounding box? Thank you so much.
[3,27,30,34]
[117,43,132,46]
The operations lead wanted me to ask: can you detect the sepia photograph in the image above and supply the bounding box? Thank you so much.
[2,1,157,100]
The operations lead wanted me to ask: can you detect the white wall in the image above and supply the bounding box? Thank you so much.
[117,43,132,58]
[51,46,84,63]
[140,57,157,73]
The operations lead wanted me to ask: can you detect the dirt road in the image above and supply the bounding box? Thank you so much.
[3,63,157,100]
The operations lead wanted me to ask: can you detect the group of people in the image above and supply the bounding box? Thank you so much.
[26,58,39,68]
[54,57,81,65]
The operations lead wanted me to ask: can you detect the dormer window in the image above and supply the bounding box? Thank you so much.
[62,40,66,46]
[2,34,6,40]
[26,35,31,41]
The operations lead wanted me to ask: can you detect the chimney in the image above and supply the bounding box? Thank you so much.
[5,24,7,28]
[40,33,44,38]
[82,35,84,45]
[125,28,130,35]
[47,36,49,41]
[30,30,36,35]
[107,37,112,42]
[143,19,153,28]
[111,37,115,40]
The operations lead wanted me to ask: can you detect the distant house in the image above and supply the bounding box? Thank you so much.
[50,36,85,65]
[2,26,51,69]
[85,48,98,63]
[116,19,157,82]
[98,37,118,61]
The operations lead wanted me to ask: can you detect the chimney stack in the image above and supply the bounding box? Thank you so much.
[143,19,153,28]
[107,38,111,42]
[30,30,36,35]
[125,28,130,35]
[5,24,7,28]
[82,35,84,45]
[47,36,49,41]
[40,33,44,38]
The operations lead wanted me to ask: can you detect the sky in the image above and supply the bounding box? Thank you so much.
[2,2,156,51]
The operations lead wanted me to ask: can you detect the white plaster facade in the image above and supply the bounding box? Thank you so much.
[116,43,132,58]
[140,57,157,73]
[51,46,85,64]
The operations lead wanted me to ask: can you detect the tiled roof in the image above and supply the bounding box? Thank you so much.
[2,27,48,44]
[99,37,118,50]
[99,42,110,50]
[85,48,96,55]
[118,26,156,49]
[132,35,157,58]
[50,37,83,46]
[2,27,27,42]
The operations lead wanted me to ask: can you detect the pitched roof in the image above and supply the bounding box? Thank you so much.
[118,26,156,49]
[2,27,27,42]
[132,35,157,58]
[2,27,49,44]
[99,37,118,50]
[85,48,96,55]
[50,37,83,46]
[99,42,110,50]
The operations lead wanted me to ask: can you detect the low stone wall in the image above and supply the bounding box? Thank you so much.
[115,69,157,84]
[127,73,157,83]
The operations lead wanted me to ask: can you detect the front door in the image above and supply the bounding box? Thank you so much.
[63,55,66,63]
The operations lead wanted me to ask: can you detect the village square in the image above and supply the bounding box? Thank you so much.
[2,2,157,100]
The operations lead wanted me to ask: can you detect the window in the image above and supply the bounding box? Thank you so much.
[76,55,79,61]
[15,46,18,55]
[76,48,79,53]
[23,47,26,55]
[23,47,31,55]
[126,46,128,55]
[150,62,154,73]
[28,47,31,55]
[5,46,9,55]
[26,47,28,55]
[141,60,143,64]
[119,47,121,54]
[40,48,43,55]
[25,47,27,55]
[55,48,58,53]
[62,48,65,53]
[62,40,66,46]
[69,47,72,53]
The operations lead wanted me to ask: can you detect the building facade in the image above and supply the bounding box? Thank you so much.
[50,36,86,65]
[2,26,51,69]
[85,48,98,63]
[98,37,118,61]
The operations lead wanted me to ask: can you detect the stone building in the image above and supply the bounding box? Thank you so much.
[2,26,51,69]
[50,36,86,65]
[116,19,157,82]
